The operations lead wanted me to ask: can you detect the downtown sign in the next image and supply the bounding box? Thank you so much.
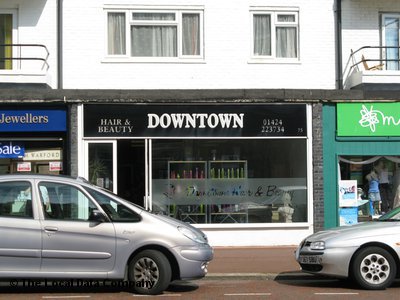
[84,104,307,138]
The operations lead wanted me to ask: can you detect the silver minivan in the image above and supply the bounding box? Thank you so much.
[0,174,213,295]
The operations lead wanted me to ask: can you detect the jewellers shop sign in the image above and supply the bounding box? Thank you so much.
[84,104,307,138]
[0,109,67,132]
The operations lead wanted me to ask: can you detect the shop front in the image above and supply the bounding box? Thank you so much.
[0,107,67,175]
[324,102,400,229]
[80,103,314,246]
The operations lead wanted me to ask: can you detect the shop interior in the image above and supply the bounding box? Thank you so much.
[87,138,309,224]
[150,138,308,224]
[339,156,400,220]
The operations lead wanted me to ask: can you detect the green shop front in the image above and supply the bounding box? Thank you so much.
[324,102,400,228]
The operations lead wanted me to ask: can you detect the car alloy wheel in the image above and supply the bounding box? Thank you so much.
[351,246,396,290]
[129,249,172,295]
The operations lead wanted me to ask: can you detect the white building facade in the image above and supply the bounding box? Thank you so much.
[0,0,339,247]
[0,0,57,87]
[341,0,400,89]
[61,0,336,90]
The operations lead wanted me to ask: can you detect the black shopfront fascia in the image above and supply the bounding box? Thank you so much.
[84,104,307,138]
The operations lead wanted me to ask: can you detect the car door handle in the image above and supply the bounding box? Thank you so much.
[44,226,59,232]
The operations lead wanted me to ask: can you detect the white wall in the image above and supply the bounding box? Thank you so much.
[203,227,313,247]
[0,0,57,88]
[62,0,336,90]
[341,0,400,74]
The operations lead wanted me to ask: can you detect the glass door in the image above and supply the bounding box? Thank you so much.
[84,140,150,209]
[84,141,117,193]
[116,139,148,208]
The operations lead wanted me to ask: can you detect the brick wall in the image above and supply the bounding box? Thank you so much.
[312,103,324,232]
[69,104,79,177]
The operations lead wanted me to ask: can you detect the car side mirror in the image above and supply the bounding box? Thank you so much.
[89,209,107,223]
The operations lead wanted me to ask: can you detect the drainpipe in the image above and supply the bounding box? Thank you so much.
[57,0,63,89]
[335,0,343,89]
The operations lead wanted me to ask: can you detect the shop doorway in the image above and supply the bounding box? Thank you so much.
[85,140,147,208]
[117,140,145,207]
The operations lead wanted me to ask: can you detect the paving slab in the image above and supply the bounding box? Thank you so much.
[207,246,301,276]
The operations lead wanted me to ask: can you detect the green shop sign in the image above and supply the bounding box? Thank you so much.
[337,103,400,136]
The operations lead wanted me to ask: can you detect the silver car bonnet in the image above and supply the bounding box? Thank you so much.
[306,221,400,243]
[148,212,208,240]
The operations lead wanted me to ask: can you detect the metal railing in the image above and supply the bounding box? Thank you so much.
[342,46,400,88]
[0,44,50,71]
[345,46,400,74]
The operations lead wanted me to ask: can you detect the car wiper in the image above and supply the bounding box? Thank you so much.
[378,219,400,222]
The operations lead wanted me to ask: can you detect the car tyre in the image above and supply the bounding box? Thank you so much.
[351,246,396,290]
[128,249,172,295]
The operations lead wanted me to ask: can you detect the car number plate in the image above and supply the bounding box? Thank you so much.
[299,255,321,264]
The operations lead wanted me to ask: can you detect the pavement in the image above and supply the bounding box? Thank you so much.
[206,246,303,280]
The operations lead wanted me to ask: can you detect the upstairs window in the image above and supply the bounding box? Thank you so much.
[251,10,299,60]
[381,13,400,70]
[107,8,203,60]
[0,13,13,69]
[108,12,126,55]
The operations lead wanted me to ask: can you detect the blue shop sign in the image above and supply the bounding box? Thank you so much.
[0,110,66,132]
[0,142,25,158]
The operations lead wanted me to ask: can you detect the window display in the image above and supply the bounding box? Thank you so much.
[0,141,63,175]
[339,156,400,221]
[151,139,308,224]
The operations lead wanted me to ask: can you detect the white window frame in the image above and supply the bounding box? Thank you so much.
[249,7,299,63]
[104,6,204,63]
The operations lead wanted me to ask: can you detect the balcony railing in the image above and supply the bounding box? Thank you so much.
[345,46,400,74]
[343,46,400,89]
[0,44,50,71]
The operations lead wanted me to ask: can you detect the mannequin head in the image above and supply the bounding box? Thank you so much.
[377,160,386,171]
[282,192,292,207]
[366,168,378,181]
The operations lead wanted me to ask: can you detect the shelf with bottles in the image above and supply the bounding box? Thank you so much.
[168,161,207,180]
[208,160,247,179]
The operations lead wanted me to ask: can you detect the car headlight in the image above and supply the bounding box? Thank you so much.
[310,241,325,250]
[178,226,206,244]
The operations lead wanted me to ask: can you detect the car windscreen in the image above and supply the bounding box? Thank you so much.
[84,186,141,222]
